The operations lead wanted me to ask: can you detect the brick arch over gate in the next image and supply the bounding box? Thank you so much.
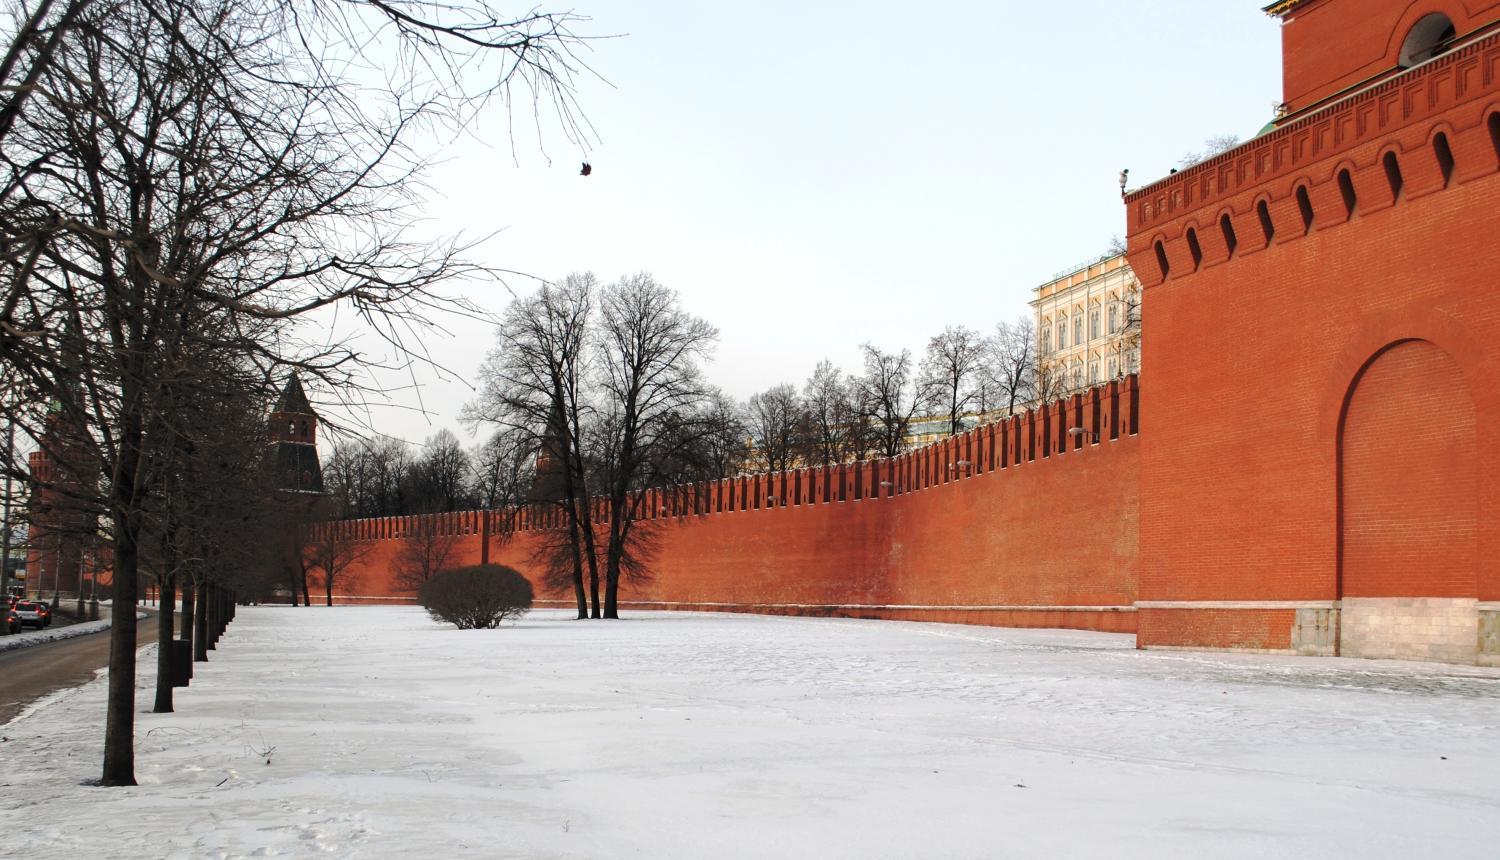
[1337,339,1478,661]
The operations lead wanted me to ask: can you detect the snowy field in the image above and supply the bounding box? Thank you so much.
[4,607,1500,859]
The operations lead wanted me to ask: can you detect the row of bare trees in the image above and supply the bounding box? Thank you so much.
[739,316,1060,469]
[0,0,593,787]
[321,427,534,519]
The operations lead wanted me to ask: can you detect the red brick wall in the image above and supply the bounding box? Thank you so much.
[1138,608,1297,652]
[1126,23,1500,648]
[321,382,1141,633]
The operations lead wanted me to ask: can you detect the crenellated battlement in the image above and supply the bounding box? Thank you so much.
[314,375,1140,545]
[1125,27,1500,287]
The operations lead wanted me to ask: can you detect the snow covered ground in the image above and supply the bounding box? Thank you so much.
[4,606,1499,859]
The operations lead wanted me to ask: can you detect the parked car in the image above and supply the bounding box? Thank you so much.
[2,604,19,634]
[14,601,47,629]
[33,601,53,627]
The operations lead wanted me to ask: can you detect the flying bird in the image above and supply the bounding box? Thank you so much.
[580,162,592,177]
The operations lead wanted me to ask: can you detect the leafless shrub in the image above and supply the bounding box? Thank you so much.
[419,564,533,629]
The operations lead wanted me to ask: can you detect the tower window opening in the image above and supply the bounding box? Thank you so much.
[1185,227,1203,270]
[1398,14,1456,68]
[1257,199,1275,243]
[1488,112,1499,167]
[1295,185,1315,233]
[1432,132,1455,186]
[1219,213,1238,257]
[1337,169,1357,216]
[1154,240,1170,280]
[1382,152,1404,200]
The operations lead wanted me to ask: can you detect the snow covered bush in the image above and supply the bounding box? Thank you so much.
[418,564,533,629]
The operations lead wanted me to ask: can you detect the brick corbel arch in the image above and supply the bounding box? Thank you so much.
[1320,303,1494,459]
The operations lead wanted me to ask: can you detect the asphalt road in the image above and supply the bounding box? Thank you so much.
[0,612,163,725]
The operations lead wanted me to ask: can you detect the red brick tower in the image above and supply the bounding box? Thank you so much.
[269,373,324,495]
[26,402,89,600]
[1125,1,1500,663]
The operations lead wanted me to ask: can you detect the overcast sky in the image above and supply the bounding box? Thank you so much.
[314,0,1283,451]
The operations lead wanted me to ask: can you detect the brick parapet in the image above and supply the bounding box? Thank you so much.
[314,375,1141,546]
[1124,28,1500,285]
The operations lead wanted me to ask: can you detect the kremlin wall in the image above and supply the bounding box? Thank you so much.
[317,378,1141,633]
[315,0,1500,665]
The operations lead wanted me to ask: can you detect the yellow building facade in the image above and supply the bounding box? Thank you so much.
[1030,253,1140,394]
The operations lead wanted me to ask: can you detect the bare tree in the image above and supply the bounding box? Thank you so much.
[469,427,535,511]
[394,520,462,593]
[988,316,1039,415]
[692,391,749,480]
[465,274,600,619]
[304,526,370,607]
[596,274,717,619]
[919,325,986,436]
[1178,134,1242,169]
[852,344,924,459]
[746,384,802,472]
[801,359,856,466]
[411,429,472,513]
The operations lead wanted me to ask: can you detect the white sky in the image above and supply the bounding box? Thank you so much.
[316,0,1284,450]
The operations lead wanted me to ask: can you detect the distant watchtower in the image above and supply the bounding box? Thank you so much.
[269,374,324,494]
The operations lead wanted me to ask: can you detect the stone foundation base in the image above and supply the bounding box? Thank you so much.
[1292,607,1338,656]
[1339,597,1477,663]
[1479,606,1500,668]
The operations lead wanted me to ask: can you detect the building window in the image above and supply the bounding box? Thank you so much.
[1108,304,1119,333]
[1295,185,1315,233]
[1382,151,1404,200]
[1337,168,1357,216]
[1041,328,1052,354]
[1089,361,1099,384]
[1073,315,1083,347]
[1490,112,1500,166]
[1057,320,1066,349]
[1432,132,1454,186]
[1089,310,1100,340]
[1108,357,1118,378]
[1257,199,1276,244]
[1398,13,1455,68]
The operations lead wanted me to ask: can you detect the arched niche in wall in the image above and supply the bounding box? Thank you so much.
[1337,339,1477,658]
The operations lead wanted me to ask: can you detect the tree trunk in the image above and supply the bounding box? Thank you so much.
[180,576,195,645]
[205,583,218,650]
[602,506,622,620]
[566,508,587,619]
[324,577,333,607]
[300,565,311,607]
[193,581,209,662]
[603,553,619,619]
[101,502,140,786]
[589,559,601,618]
[152,573,175,713]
